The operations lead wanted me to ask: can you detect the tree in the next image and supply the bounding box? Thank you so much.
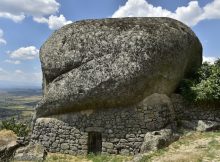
[179,58,220,105]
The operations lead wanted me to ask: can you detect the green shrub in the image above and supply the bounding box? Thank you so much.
[0,117,29,137]
[179,58,220,104]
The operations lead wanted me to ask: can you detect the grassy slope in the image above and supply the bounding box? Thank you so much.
[141,131,220,162]
[45,153,132,162]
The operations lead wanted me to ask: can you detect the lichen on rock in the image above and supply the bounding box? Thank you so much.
[37,17,202,118]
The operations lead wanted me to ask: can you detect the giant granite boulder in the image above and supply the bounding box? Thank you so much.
[36,17,202,117]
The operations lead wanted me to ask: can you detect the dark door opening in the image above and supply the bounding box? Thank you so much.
[88,132,102,154]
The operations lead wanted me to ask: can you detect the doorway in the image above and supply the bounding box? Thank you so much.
[88,132,102,154]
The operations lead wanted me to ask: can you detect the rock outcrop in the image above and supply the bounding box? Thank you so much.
[0,130,20,162]
[140,129,179,153]
[14,143,47,162]
[36,17,202,117]
[179,120,220,131]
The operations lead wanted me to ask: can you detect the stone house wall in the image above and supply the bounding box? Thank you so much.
[31,102,174,155]
[31,94,220,155]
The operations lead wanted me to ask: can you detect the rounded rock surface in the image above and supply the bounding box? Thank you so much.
[37,17,202,117]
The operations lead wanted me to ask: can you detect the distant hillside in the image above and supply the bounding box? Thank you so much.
[0,88,42,121]
[0,88,42,97]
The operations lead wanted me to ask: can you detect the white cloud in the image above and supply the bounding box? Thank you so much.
[4,59,21,65]
[15,69,23,74]
[174,1,203,26]
[0,12,25,23]
[0,28,6,45]
[203,0,220,19]
[112,0,220,27]
[203,56,218,64]
[112,0,172,18]
[34,15,72,30]
[0,0,59,22]
[0,0,71,30]
[9,46,39,60]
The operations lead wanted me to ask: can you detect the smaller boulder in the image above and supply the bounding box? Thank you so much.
[197,120,220,132]
[179,120,220,131]
[140,129,179,153]
[178,120,199,130]
[17,136,30,146]
[14,143,47,162]
[0,130,20,162]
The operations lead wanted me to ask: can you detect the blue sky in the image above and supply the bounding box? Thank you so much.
[0,0,219,88]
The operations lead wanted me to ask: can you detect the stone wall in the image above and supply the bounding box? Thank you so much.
[171,94,220,122]
[31,93,220,155]
[31,98,174,155]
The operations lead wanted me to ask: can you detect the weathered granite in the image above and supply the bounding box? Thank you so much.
[14,143,47,162]
[140,129,179,153]
[31,17,205,156]
[36,17,202,117]
[0,130,20,162]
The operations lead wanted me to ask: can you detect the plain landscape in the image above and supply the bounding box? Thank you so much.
[0,88,41,122]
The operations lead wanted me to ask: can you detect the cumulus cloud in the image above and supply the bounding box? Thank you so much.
[0,28,6,45]
[112,0,172,18]
[0,0,72,30]
[203,56,218,64]
[9,46,39,60]
[0,0,59,22]
[15,69,23,74]
[112,0,220,27]
[33,15,72,30]
[4,59,21,65]
[0,12,25,23]
[203,0,220,19]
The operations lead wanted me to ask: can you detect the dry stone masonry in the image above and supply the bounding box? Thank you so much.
[32,94,175,155]
[31,17,204,155]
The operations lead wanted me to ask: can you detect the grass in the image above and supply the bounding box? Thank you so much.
[0,129,17,145]
[87,153,131,162]
[45,153,90,162]
[45,153,131,162]
[139,149,168,162]
[139,131,220,162]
